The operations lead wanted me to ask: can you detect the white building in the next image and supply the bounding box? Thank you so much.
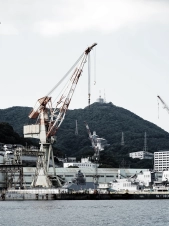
[129,151,154,160]
[136,170,155,187]
[154,151,169,172]
[98,179,139,192]
[63,157,98,168]
[162,170,169,182]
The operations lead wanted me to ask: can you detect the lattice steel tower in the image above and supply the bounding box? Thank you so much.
[143,131,147,152]
[75,120,78,135]
[121,132,124,146]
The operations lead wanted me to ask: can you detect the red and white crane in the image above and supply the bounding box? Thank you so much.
[24,43,97,187]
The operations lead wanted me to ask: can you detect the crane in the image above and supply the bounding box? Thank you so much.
[84,121,99,186]
[24,43,97,187]
[157,95,169,114]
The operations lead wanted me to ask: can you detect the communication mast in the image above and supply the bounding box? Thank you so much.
[143,132,147,152]
[121,132,124,146]
[75,120,78,136]
[104,89,106,103]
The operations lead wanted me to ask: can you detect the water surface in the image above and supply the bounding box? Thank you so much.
[0,200,168,226]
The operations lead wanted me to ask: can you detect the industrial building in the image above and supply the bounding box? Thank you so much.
[0,153,152,189]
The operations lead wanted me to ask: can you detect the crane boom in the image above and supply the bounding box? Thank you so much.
[157,95,169,114]
[47,43,97,137]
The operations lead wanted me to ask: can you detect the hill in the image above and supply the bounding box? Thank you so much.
[0,106,32,136]
[0,102,169,168]
[0,122,27,145]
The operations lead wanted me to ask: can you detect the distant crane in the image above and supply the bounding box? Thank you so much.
[24,43,97,188]
[84,121,99,186]
[157,95,169,114]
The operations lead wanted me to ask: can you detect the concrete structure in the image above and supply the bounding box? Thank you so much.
[63,157,98,168]
[154,151,169,172]
[129,151,154,160]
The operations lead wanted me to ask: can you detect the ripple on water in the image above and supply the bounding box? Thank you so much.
[0,200,168,226]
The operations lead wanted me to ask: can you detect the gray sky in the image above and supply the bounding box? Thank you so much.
[1,0,169,133]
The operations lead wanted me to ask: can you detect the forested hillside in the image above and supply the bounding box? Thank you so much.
[0,102,169,168]
[0,122,26,145]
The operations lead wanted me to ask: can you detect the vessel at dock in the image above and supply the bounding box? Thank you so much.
[3,189,169,201]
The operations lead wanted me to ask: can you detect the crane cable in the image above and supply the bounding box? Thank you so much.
[46,52,84,97]
[88,53,91,106]
[158,98,159,119]
[94,46,96,85]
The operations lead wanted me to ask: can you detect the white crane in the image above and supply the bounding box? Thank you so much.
[24,43,97,187]
[157,95,169,114]
[84,121,99,186]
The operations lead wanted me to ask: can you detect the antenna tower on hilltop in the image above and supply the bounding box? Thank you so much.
[75,120,78,135]
[143,132,147,152]
[121,132,124,146]
[104,89,106,103]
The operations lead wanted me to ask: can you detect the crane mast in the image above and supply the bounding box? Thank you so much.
[84,121,99,186]
[24,43,97,188]
[157,95,169,114]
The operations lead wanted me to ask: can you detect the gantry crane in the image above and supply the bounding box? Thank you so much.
[84,121,99,186]
[24,43,97,187]
[157,95,169,114]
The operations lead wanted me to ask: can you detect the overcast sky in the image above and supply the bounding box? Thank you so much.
[1,0,169,133]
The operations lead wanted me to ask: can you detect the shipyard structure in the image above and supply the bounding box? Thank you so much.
[1,44,169,200]
[0,147,167,191]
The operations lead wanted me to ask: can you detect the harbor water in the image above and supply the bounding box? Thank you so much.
[0,200,169,226]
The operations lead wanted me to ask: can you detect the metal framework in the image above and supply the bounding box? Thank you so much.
[75,120,78,135]
[84,121,100,186]
[0,148,23,189]
[23,43,97,188]
[121,132,124,146]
